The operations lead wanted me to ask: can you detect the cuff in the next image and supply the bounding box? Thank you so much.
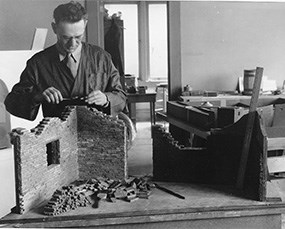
[102,96,109,108]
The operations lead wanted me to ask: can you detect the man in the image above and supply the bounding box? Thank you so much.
[5,1,126,120]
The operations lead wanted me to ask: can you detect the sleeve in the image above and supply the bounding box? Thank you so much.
[4,59,42,121]
[104,55,127,116]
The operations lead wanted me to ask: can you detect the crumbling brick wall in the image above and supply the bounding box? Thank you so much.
[11,107,78,214]
[152,125,210,183]
[10,106,127,214]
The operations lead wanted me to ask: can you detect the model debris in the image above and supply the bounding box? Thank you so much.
[43,176,152,216]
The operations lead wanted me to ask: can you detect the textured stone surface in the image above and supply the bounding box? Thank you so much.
[11,106,127,214]
[11,107,79,214]
[77,107,127,180]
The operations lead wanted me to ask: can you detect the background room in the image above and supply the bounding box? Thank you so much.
[1,1,285,228]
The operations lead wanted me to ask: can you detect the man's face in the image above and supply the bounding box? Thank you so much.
[52,19,86,54]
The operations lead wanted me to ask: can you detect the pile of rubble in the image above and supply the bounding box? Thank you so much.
[43,176,153,216]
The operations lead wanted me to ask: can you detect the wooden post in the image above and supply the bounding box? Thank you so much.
[85,0,104,47]
[236,67,263,189]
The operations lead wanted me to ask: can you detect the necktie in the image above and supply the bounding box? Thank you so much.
[65,54,77,78]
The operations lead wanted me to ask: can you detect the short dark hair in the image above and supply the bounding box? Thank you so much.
[53,1,88,24]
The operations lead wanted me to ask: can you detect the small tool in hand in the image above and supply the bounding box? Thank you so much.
[153,183,185,199]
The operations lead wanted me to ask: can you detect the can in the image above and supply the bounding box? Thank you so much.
[243,69,255,95]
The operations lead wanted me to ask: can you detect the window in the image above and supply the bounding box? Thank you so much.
[104,2,168,82]
[148,3,168,81]
[46,140,60,166]
[104,3,139,77]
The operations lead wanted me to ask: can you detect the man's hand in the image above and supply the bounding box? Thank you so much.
[41,87,63,104]
[86,90,108,106]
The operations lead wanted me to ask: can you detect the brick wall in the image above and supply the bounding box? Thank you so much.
[77,106,127,180]
[152,125,209,183]
[10,106,127,214]
[11,107,78,214]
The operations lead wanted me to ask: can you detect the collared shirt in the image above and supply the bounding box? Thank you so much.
[57,43,82,76]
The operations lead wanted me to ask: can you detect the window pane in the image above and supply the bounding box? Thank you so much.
[104,4,139,77]
[148,4,168,80]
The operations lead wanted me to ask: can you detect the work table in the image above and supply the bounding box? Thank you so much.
[2,94,285,228]
[1,182,285,228]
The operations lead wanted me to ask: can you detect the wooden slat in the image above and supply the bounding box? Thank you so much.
[272,104,285,127]
[268,137,285,151]
[268,155,285,173]
[265,180,282,202]
[236,67,263,189]
[31,28,47,50]
[156,112,210,139]
[266,127,285,138]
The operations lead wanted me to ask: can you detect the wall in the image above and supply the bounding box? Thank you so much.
[77,106,127,180]
[179,2,285,91]
[10,106,127,214]
[0,50,43,218]
[168,2,182,100]
[11,108,79,214]
[0,50,44,131]
[0,79,10,149]
[0,0,85,50]
[4,1,285,92]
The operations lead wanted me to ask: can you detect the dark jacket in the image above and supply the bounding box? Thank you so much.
[5,43,126,120]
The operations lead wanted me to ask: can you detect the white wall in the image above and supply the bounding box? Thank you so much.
[0,50,43,130]
[0,50,44,218]
[0,148,15,218]
[179,2,285,91]
[0,0,85,50]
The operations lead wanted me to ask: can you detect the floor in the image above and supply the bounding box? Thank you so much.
[127,121,153,176]
[127,104,167,177]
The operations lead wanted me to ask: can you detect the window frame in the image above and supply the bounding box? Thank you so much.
[146,1,168,82]
[103,1,167,82]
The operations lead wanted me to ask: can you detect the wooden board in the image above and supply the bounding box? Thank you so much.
[31,28,47,50]
[268,137,285,151]
[266,126,285,138]
[156,112,210,139]
[1,183,285,228]
[272,103,285,127]
[236,67,263,189]
[268,155,285,173]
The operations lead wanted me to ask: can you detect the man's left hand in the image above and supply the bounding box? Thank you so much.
[86,90,108,106]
